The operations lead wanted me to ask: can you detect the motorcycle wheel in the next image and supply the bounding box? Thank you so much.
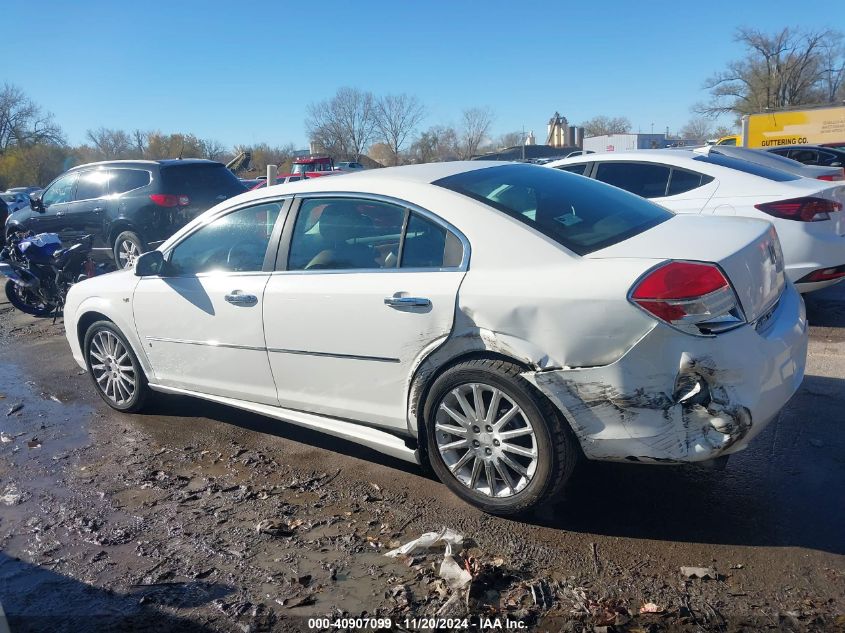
[4,279,57,317]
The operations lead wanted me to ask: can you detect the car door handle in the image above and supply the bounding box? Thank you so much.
[92,206,105,213]
[225,291,258,306]
[384,296,431,308]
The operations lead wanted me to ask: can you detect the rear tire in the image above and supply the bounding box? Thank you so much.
[113,231,145,269]
[83,320,149,413]
[4,279,57,317]
[424,358,579,516]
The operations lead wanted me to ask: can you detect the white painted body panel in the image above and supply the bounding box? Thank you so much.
[546,151,845,291]
[263,270,464,428]
[132,274,279,405]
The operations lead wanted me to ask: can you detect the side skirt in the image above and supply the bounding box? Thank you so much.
[147,383,421,465]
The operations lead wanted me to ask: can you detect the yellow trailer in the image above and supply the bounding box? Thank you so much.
[717,105,845,148]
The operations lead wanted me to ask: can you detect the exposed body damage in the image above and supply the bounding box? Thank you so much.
[523,283,808,462]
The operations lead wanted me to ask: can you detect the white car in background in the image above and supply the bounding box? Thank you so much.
[547,148,845,292]
[63,162,807,515]
[334,161,366,172]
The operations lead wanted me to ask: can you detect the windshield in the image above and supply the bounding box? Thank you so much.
[435,164,672,255]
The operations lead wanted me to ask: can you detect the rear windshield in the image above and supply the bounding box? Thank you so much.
[160,163,246,197]
[692,153,799,181]
[434,164,672,255]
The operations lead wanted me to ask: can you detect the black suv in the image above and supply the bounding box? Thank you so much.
[5,159,246,267]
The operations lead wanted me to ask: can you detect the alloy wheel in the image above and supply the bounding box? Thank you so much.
[435,382,538,498]
[89,330,137,405]
[118,239,139,268]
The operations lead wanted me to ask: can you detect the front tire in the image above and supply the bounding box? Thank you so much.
[113,231,145,269]
[4,279,57,317]
[83,321,149,412]
[424,359,579,516]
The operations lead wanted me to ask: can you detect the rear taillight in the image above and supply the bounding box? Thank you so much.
[755,196,841,222]
[149,194,191,207]
[817,174,844,182]
[630,261,744,335]
[797,265,845,283]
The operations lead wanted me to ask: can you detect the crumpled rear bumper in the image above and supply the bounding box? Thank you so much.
[524,283,808,463]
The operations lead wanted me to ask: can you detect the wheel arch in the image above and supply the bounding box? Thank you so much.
[408,347,535,463]
[73,297,154,379]
[108,221,143,247]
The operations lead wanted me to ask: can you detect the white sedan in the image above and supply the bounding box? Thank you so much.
[546,147,845,292]
[63,162,808,515]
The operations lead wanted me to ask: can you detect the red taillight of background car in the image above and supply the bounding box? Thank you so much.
[754,197,841,222]
[816,173,844,182]
[630,261,742,332]
[149,194,191,207]
[798,265,845,283]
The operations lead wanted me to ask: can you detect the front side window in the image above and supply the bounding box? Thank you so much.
[435,164,671,256]
[42,172,78,207]
[288,198,406,270]
[168,202,282,275]
[594,162,671,198]
[75,170,110,200]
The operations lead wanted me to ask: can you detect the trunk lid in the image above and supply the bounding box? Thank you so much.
[587,215,785,323]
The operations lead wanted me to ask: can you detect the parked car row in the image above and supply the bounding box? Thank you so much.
[546,146,845,292]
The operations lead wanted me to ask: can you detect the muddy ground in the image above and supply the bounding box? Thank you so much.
[0,285,843,633]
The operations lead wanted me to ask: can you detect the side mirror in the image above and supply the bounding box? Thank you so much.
[831,162,842,167]
[134,250,166,277]
[29,193,44,212]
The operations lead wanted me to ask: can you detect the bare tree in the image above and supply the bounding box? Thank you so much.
[132,129,148,157]
[697,27,844,118]
[306,87,377,160]
[679,118,714,140]
[200,138,228,161]
[86,127,135,159]
[458,107,494,159]
[581,115,632,137]
[373,94,425,166]
[0,84,64,151]
[408,125,460,163]
[497,131,524,148]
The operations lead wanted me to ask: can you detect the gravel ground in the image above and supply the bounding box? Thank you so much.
[0,284,843,632]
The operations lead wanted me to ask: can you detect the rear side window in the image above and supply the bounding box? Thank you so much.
[110,169,151,194]
[160,163,246,198]
[435,164,672,256]
[595,162,671,198]
[818,150,842,166]
[693,153,799,181]
[556,163,589,175]
[401,213,463,268]
[75,170,109,200]
[666,168,713,196]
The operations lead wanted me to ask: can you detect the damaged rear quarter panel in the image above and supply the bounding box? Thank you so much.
[522,285,807,462]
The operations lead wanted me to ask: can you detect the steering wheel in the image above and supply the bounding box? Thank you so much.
[226,240,264,270]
